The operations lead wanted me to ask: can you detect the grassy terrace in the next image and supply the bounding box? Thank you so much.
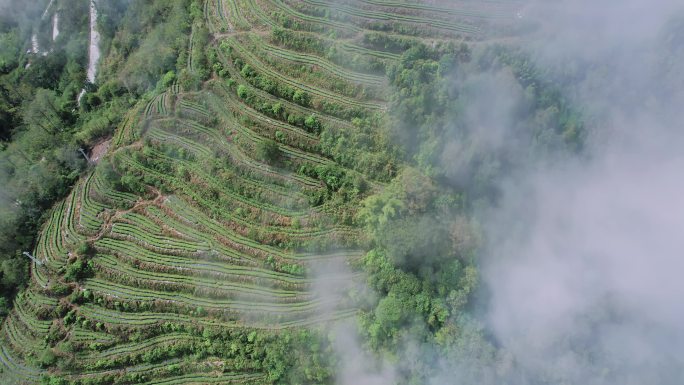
[256,38,386,86]
[256,0,363,34]
[293,0,482,35]
[140,372,268,385]
[0,0,505,383]
[233,34,386,101]
[358,0,519,19]
[224,35,384,113]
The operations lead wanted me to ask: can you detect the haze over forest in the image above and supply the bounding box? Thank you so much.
[0,0,682,384]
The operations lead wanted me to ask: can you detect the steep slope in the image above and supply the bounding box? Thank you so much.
[0,1,522,384]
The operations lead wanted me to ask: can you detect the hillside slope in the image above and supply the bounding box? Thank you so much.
[0,0,524,384]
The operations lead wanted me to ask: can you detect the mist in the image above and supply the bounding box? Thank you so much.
[481,0,684,384]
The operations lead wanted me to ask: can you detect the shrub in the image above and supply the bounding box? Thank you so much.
[304,114,322,134]
[161,71,176,87]
[292,90,310,106]
[237,84,249,99]
[64,258,94,282]
[255,139,280,163]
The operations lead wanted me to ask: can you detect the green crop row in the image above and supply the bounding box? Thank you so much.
[141,128,314,212]
[237,33,385,102]
[72,326,117,345]
[77,303,240,328]
[145,93,169,117]
[12,297,51,336]
[125,145,312,224]
[204,91,340,178]
[265,0,362,33]
[359,0,516,19]
[92,170,138,208]
[227,36,383,111]
[83,278,326,316]
[256,35,385,86]
[298,0,481,34]
[114,99,148,146]
[2,314,41,358]
[161,194,320,262]
[159,194,300,259]
[223,0,251,30]
[245,0,352,41]
[162,193,341,252]
[240,0,279,28]
[78,173,107,234]
[218,60,356,133]
[221,83,322,147]
[141,372,267,385]
[142,205,266,265]
[179,98,210,116]
[206,0,249,32]
[94,254,306,303]
[0,344,43,382]
[146,147,314,218]
[95,238,306,290]
[79,333,194,360]
[119,212,164,235]
[147,126,215,158]
[30,265,49,289]
[63,186,87,244]
[210,89,336,168]
[35,201,68,268]
[23,289,58,307]
[109,222,210,254]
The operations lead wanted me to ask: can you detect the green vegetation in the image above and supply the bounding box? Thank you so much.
[0,0,195,316]
[0,0,586,384]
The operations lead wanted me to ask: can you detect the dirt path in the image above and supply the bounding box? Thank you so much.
[87,187,165,243]
[90,138,112,163]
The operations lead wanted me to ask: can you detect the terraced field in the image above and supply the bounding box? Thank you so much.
[0,0,520,383]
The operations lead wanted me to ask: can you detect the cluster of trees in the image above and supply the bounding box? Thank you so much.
[0,0,91,316]
[387,41,584,199]
[234,80,323,136]
[352,39,588,383]
[357,167,481,345]
[0,0,197,316]
[361,31,419,54]
[234,58,313,109]
[270,27,386,75]
[38,326,337,385]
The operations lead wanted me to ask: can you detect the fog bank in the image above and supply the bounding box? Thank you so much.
[482,1,684,384]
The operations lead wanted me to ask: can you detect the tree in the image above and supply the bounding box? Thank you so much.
[178,69,200,91]
[23,89,62,135]
[237,84,249,99]
[271,102,283,116]
[0,31,20,72]
[304,114,322,134]
[161,70,176,88]
[23,52,67,89]
[292,89,310,106]
[119,173,145,194]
